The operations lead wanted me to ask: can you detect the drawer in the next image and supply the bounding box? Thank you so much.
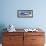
[24,32,45,36]
[3,32,23,36]
[3,36,23,44]
[32,44,44,46]
[32,36,45,44]
[3,43,23,46]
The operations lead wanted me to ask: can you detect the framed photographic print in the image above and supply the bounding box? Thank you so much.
[17,10,33,18]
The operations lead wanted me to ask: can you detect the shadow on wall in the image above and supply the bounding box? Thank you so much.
[0,24,7,43]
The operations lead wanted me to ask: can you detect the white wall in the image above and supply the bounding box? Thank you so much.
[0,0,46,31]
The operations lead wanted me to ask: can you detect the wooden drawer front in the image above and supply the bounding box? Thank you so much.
[3,36,23,44]
[24,36,32,46]
[3,32,23,36]
[32,44,44,46]
[24,32,44,36]
[32,36,45,44]
[3,43,23,46]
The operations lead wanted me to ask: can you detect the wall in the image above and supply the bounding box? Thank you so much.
[0,0,46,31]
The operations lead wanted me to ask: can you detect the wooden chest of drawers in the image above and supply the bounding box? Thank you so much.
[2,32,45,46]
[24,32,45,46]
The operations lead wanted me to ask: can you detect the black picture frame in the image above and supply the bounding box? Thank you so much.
[17,10,33,18]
